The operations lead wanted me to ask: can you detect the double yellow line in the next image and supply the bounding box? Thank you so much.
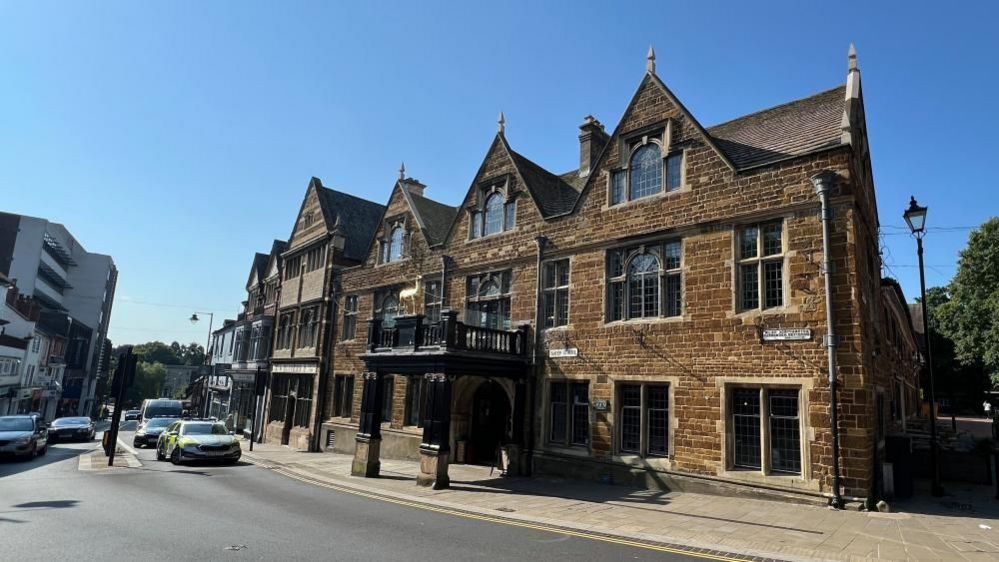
[264,464,753,562]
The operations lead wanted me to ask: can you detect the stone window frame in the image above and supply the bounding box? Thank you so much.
[605,120,688,208]
[464,270,513,330]
[341,295,358,341]
[733,219,789,315]
[377,215,411,266]
[296,305,320,349]
[717,376,816,489]
[615,381,673,459]
[466,176,517,241]
[541,258,570,329]
[605,240,684,324]
[277,312,296,350]
[546,379,591,450]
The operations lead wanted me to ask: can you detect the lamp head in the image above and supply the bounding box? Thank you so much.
[903,196,927,234]
[189,313,199,324]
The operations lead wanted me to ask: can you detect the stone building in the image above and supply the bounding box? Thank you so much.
[270,47,919,506]
[262,177,384,450]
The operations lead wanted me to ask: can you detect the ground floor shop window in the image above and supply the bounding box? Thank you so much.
[549,381,589,447]
[729,386,802,475]
[618,383,669,457]
[268,374,313,428]
[332,374,354,418]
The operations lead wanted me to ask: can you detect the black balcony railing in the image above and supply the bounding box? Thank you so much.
[367,310,528,358]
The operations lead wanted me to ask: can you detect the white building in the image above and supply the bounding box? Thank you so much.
[0,212,117,416]
[0,274,37,414]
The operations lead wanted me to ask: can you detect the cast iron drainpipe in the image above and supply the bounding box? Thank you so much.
[812,171,844,509]
[528,236,548,475]
[310,247,339,453]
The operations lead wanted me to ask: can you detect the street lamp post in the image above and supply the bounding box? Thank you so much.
[903,196,944,497]
[190,312,214,419]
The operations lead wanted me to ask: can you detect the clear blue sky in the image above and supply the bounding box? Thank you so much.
[2,1,995,346]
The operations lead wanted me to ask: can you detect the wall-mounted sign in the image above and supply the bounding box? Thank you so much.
[593,399,610,412]
[548,348,578,358]
[762,328,812,342]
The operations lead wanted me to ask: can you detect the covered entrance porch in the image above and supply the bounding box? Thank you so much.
[353,311,530,489]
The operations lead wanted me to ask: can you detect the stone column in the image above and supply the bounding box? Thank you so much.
[352,372,383,477]
[417,373,452,489]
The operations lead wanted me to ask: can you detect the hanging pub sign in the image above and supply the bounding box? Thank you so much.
[761,328,813,342]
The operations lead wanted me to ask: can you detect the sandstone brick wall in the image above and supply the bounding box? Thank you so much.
[316,73,892,501]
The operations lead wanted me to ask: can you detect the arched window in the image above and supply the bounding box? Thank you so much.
[388,226,404,262]
[483,193,505,236]
[379,294,400,328]
[629,144,663,200]
[628,254,660,318]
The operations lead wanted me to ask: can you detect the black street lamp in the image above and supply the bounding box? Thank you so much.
[190,312,214,418]
[903,196,944,497]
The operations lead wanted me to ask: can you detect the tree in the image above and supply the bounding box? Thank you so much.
[937,217,999,387]
[124,361,167,406]
[922,287,990,411]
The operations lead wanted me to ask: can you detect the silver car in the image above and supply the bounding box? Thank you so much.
[0,415,48,459]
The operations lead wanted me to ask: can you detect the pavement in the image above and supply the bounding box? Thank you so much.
[0,425,713,561]
[237,439,999,562]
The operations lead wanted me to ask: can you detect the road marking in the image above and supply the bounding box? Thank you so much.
[116,437,139,456]
[253,462,758,562]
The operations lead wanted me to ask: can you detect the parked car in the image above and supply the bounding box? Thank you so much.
[0,415,48,459]
[48,417,96,442]
[123,410,141,421]
[156,420,240,465]
[133,417,178,448]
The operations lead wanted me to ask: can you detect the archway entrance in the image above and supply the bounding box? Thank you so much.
[467,380,511,466]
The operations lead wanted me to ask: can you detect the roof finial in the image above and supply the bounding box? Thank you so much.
[497,111,505,135]
[399,162,405,181]
[646,45,656,74]
[848,43,858,72]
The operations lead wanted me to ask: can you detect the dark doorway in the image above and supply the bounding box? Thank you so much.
[282,395,297,446]
[468,380,511,465]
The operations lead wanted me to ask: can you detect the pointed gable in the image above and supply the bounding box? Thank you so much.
[245,252,268,290]
[265,240,286,280]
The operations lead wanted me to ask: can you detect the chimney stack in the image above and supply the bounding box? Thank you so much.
[578,115,609,178]
[402,178,427,198]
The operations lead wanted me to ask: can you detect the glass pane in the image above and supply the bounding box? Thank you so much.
[610,281,624,322]
[665,152,683,191]
[620,384,641,453]
[763,261,783,308]
[555,289,568,326]
[611,170,626,205]
[740,264,759,310]
[570,383,589,446]
[732,388,761,469]
[543,292,556,329]
[389,227,404,262]
[549,383,567,444]
[544,262,556,290]
[609,250,624,278]
[556,259,569,287]
[484,193,504,235]
[665,273,682,317]
[628,144,663,200]
[467,276,479,297]
[769,389,801,474]
[762,222,783,256]
[470,212,481,239]
[740,227,759,260]
[501,271,511,293]
[664,241,681,270]
[648,385,669,456]
[504,201,516,230]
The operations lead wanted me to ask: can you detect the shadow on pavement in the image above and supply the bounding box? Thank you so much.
[0,443,94,478]
[0,499,80,524]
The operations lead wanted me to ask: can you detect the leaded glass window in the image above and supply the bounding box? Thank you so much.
[611,170,626,205]
[607,241,683,322]
[375,290,400,328]
[732,388,761,469]
[423,280,442,323]
[549,381,589,448]
[618,383,669,458]
[483,193,504,236]
[629,254,659,319]
[769,389,801,474]
[737,221,784,311]
[542,259,570,328]
[388,226,404,262]
[665,152,684,191]
[465,271,512,330]
[620,384,641,453]
[629,144,663,200]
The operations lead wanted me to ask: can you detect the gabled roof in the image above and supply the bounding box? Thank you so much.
[506,147,581,217]
[264,240,287,279]
[311,179,386,262]
[246,252,268,289]
[408,191,458,246]
[707,85,846,170]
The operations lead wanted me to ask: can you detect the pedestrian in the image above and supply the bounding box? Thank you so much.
[225,413,234,432]
[984,400,992,419]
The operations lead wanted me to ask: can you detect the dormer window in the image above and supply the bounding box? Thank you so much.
[378,221,408,264]
[469,182,515,240]
[609,129,685,206]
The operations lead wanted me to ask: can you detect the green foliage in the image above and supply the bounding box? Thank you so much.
[125,361,166,404]
[104,340,206,405]
[936,218,999,386]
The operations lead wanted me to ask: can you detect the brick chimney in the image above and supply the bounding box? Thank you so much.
[402,178,426,198]
[578,115,609,178]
